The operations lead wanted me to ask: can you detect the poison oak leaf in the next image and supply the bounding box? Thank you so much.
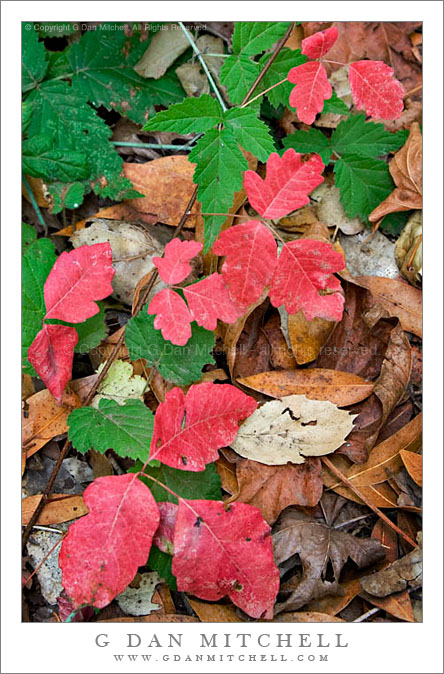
[301,26,338,59]
[287,62,332,125]
[172,499,279,619]
[244,149,325,218]
[44,242,115,323]
[269,239,345,321]
[153,239,203,285]
[150,383,257,471]
[27,324,78,403]
[148,288,193,346]
[183,274,241,330]
[59,474,159,609]
[212,221,277,310]
[349,61,405,121]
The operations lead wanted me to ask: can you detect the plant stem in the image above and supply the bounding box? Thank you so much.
[22,175,48,234]
[112,141,191,151]
[241,78,288,108]
[178,21,227,113]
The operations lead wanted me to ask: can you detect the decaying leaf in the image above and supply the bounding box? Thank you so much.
[231,394,356,465]
[400,449,422,487]
[312,182,365,235]
[360,541,422,597]
[115,572,161,617]
[23,389,82,459]
[134,24,190,79]
[287,310,336,364]
[92,360,147,408]
[21,493,88,526]
[395,210,422,288]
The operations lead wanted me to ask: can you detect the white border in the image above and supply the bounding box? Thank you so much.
[2,2,443,673]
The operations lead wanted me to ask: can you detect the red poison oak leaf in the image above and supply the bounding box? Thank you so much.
[287,62,332,125]
[148,288,193,346]
[153,502,178,554]
[153,239,203,285]
[150,383,257,471]
[349,61,405,120]
[212,221,277,310]
[27,324,78,403]
[44,243,115,323]
[269,239,345,321]
[59,474,159,609]
[172,499,280,619]
[183,274,242,330]
[244,150,325,219]
[301,26,338,59]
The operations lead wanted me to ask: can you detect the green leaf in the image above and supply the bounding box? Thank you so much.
[125,312,215,386]
[68,29,184,125]
[232,22,291,56]
[334,155,394,222]
[22,222,37,253]
[143,94,223,134]
[322,90,350,115]
[67,398,154,462]
[220,55,260,105]
[147,547,177,589]
[45,49,71,80]
[259,48,306,108]
[22,100,34,133]
[379,211,410,236]
[282,128,332,165]
[22,238,56,374]
[331,115,409,158]
[22,135,89,182]
[73,304,107,353]
[93,174,143,202]
[47,182,86,213]
[22,25,47,93]
[189,128,247,251]
[223,107,275,161]
[135,461,222,504]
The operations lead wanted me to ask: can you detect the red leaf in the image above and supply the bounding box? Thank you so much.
[349,60,405,120]
[212,220,277,310]
[243,149,325,218]
[172,499,279,619]
[288,62,332,124]
[153,238,203,285]
[148,288,192,346]
[301,26,338,59]
[183,274,241,330]
[150,383,257,471]
[44,243,114,322]
[59,474,159,609]
[269,239,345,321]
[27,324,78,403]
[153,502,178,554]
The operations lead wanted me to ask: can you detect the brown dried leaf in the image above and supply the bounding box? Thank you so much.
[262,313,297,370]
[188,599,242,622]
[22,494,88,526]
[400,450,422,487]
[288,311,335,364]
[22,390,82,459]
[360,589,414,622]
[372,521,399,564]
[360,544,422,597]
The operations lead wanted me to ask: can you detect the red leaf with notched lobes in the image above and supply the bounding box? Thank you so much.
[349,61,405,120]
[44,243,114,323]
[288,61,332,125]
[148,288,192,346]
[173,499,279,619]
[183,274,241,330]
[150,383,257,471]
[244,149,325,219]
[212,221,277,310]
[153,238,203,285]
[269,239,345,321]
[301,26,338,59]
[27,324,78,403]
[153,502,178,554]
[59,474,159,609]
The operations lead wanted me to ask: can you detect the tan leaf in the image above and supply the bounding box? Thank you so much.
[400,449,422,486]
[360,589,414,622]
[372,521,399,564]
[55,204,158,237]
[288,311,335,364]
[238,369,374,407]
[22,494,88,526]
[188,599,242,622]
[305,578,362,616]
[134,24,190,79]
[232,395,356,465]
[395,211,422,288]
[360,544,422,597]
[273,612,345,622]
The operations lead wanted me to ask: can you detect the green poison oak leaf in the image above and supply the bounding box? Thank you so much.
[153,502,178,555]
[149,383,257,471]
[244,149,325,219]
[136,461,222,504]
[27,324,78,404]
[301,26,339,59]
[283,128,332,166]
[68,399,154,462]
[44,243,115,323]
[59,474,160,610]
[153,239,203,285]
[348,61,405,121]
[172,499,280,619]
[334,154,394,221]
[125,312,215,385]
[148,288,193,346]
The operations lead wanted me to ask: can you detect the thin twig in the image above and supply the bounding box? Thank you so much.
[23,175,48,234]
[353,606,381,623]
[322,457,418,549]
[178,21,227,112]
[112,141,191,151]
[240,22,295,106]
[403,84,422,99]
[23,532,66,587]
[241,78,287,109]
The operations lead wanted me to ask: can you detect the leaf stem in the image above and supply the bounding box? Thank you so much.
[22,175,48,234]
[241,78,288,109]
[112,141,191,151]
[178,22,227,112]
